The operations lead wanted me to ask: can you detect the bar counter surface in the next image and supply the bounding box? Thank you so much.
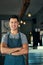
[29,46,43,65]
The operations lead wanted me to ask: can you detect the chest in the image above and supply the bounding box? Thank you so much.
[7,34,22,48]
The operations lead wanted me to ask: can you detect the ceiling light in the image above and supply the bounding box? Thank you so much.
[20,20,23,24]
[28,13,31,17]
[18,25,20,27]
[23,22,26,25]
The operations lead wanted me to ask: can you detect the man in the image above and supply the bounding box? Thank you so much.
[1,15,28,65]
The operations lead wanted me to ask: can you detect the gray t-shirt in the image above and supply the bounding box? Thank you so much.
[1,32,28,45]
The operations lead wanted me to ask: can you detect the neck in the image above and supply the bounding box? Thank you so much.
[11,30,19,35]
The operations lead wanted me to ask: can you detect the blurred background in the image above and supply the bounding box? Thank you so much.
[0,0,43,65]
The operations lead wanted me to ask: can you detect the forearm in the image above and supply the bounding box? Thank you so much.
[1,47,21,54]
[12,48,28,55]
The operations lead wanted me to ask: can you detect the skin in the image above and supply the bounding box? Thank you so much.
[1,18,28,55]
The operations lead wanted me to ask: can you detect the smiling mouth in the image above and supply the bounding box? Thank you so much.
[12,25,16,27]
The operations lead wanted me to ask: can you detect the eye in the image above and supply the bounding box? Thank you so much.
[11,21,14,23]
[15,21,18,23]
[10,21,18,24]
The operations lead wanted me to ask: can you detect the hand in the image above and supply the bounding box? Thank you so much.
[11,52,19,56]
[10,47,22,55]
[11,53,15,55]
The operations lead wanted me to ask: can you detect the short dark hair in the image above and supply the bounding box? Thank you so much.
[9,15,19,21]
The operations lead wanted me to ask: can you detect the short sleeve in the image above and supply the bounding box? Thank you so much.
[1,34,8,44]
[21,33,28,44]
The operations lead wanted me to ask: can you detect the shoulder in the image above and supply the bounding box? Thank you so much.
[19,32,28,40]
[20,32,26,37]
[2,32,9,38]
[19,32,28,44]
[1,32,10,43]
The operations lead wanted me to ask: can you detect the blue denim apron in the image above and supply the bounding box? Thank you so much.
[4,32,25,65]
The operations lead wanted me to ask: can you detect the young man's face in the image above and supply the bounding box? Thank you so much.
[9,18,19,31]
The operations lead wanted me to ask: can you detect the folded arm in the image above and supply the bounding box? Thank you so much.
[1,42,28,55]
[1,42,22,54]
[11,44,28,55]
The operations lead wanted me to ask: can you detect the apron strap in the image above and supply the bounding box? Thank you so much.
[18,32,22,44]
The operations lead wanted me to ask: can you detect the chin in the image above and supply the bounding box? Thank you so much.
[12,28,17,31]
